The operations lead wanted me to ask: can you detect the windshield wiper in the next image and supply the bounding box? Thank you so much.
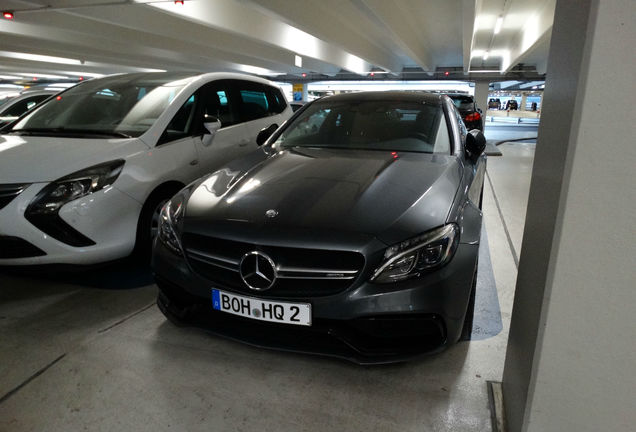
[10,127,132,138]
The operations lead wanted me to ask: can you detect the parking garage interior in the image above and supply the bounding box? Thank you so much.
[0,1,634,431]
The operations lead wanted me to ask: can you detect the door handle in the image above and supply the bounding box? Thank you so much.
[189,159,199,166]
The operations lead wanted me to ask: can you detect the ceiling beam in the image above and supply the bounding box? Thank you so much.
[358,0,435,74]
[145,0,371,75]
[242,0,403,73]
[462,0,480,74]
[502,0,556,72]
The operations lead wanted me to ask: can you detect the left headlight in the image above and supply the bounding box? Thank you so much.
[26,160,125,216]
[25,160,125,247]
[157,194,185,256]
[371,224,459,284]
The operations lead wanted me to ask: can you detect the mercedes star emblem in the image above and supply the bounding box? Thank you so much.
[265,209,278,218]
[239,251,277,291]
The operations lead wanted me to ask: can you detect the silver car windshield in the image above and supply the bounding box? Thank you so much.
[275,100,450,154]
[10,75,191,138]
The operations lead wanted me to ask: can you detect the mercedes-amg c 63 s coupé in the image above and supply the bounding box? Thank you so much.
[152,91,487,364]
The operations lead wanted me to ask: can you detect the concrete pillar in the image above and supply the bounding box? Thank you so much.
[502,1,636,431]
[520,92,528,111]
[302,83,308,102]
[473,80,489,112]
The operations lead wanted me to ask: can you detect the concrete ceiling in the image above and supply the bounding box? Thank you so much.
[0,0,555,84]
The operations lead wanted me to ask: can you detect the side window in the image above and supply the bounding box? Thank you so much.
[235,82,269,123]
[4,95,50,117]
[201,83,235,128]
[265,86,287,115]
[158,94,197,145]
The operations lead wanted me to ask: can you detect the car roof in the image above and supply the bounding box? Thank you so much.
[317,91,445,105]
[87,71,280,88]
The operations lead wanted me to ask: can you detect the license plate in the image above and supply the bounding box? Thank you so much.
[211,289,312,326]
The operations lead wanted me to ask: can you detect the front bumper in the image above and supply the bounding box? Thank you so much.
[152,238,478,364]
[0,183,142,265]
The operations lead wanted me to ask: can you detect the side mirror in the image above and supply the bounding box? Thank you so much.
[256,123,278,146]
[466,129,486,160]
[203,115,222,135]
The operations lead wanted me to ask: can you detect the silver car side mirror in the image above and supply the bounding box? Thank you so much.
[202,115,222,146]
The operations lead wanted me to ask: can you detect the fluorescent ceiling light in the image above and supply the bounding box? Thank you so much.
[236,64,284,76]
[494,16,503,34]
[135,68,167,73]
[17,73,70,79]
[468,70,502,73]
[295,55,302,68]
[0,74,21,80]
[62,71,104,78]
[0,50,82,65]
[483,51,490,60]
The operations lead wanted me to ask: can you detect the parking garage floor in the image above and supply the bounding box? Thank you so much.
[0,141,535,432]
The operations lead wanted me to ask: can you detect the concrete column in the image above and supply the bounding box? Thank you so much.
[520,93,528,111]
[473,80,489,112]
[502,0,636,431]
[302,83,308,102]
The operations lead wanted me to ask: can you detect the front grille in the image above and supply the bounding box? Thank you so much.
[0,183,29,210]
[182,233,365,298]
[0,236,46,258]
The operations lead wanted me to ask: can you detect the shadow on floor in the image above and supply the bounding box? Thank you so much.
[0,259,154,290]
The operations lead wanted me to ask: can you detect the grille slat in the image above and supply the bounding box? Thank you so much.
[182,233,365,298]
[0,183,29,210]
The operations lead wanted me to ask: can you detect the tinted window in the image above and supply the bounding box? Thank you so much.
[159,94,197,144]
[201,82,235,127]
[238,87,268,122]
[1,94,50,117]
[265,87,287,114]
[449,95,475,111]
[275,100,449,154]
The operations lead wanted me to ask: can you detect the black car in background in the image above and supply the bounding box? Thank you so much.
[446,93,483,131]
[152,91,487,364]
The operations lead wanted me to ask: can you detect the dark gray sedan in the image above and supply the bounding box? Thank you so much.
[152,91,487,364]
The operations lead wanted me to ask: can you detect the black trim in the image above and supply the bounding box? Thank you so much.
[24,213,95,247]
[0,236,46,258]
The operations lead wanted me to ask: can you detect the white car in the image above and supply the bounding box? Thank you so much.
[0,72,292,265]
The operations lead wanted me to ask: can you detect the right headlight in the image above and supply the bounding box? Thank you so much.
[157,194,185,256]
[371,224,459,284]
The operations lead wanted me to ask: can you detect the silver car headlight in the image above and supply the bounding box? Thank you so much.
[157,194,185,255]
[371,224,459,283]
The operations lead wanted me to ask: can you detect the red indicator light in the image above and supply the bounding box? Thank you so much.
[56,96,62,101]
[370,72,375,77]
[444,71,449,76]
[302,73,307,78]
[78,76,84,81]
[3,11,14,20]
[391,151,398,159]
[33,77,38,81]
[174,1,184,4]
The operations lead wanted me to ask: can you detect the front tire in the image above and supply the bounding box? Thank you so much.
[132,185,182,263]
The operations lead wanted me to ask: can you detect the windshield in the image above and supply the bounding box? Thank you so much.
[274,100,450,154]
[9,74,191,138]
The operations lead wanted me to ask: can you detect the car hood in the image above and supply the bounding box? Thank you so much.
[0,134,147,183]
[184,147,462,246]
